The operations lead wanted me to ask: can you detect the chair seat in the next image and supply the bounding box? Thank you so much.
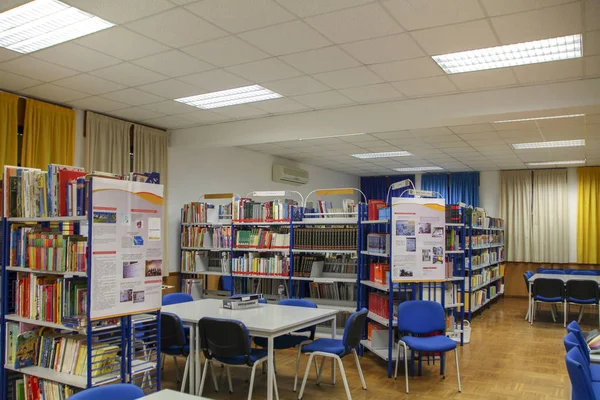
[568,297,598,305]
[591,364,600,382]
[214,348,268,365]
[402,335,457,353]
[162,345,189,356]
[301,338,347,356]
[254,334,309,350]
[593,381,600,397]
[535,295,562,302]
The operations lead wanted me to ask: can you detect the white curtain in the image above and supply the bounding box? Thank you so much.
[85,111,131,174]
[500,170,533,262]
[532,169,569,263]
[133,124,169,276]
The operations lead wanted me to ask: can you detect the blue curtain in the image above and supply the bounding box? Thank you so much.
[449,172,480,206]
[389,174,416,199]
[360,176,387,201]
[421,173,449,200]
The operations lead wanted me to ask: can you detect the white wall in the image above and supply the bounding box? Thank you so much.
[167,145,359,272]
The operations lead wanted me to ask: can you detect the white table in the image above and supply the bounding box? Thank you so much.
[141,388,212,399]
[527,273,600,324]
[162,299,338,400]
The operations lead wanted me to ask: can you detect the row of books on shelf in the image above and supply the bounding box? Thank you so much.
[180,251,230,273]
[9,375,80,400]
[293,255,357,277]
[3,165,159,218]
[367,233,389,254]
[467,233,504,247]
[367,200,388,220]
[235,228,290,249]
[180,226,232,249]
[293,227,357,250]
[369,262,389,285]
[446,229,463,251]
[467,250,505,268]
[468,266,504,287]
[463,283,503,310]
[308,282,356,301]
[181,201,232,224]
[421,283,459,305]
[446,203,465,224]
[306,199,356,218]
[231,254,289,276]
[468,208,504,229]
[368,292,398,322]
[232,198,298,222]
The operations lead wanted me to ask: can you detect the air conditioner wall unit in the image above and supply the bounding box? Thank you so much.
[272,164,309,185]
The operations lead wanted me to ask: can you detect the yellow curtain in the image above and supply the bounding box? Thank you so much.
[577,167,600,264]
[0,91,19,178]
[22,99,75,169]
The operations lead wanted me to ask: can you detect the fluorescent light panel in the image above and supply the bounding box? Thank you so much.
[432,34,582,74]
[512,139,585,149]
[494,114,585,123]
[299,133,365,141]
[175,85,282,109]
[0,0,114,54]
[526,159,586,166]
[352,151,412,159]
[393,166,444,172]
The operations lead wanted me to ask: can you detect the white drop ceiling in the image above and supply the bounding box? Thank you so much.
[0,0,599,175]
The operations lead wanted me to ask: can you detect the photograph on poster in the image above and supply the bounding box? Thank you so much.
[406,238,416,252]
[432,227,444,238]
[136,220,143,229]
[396,220,415,236]
[433,246,444,264]
[422,249,431,262]
[133,236,144,246]
[145,260,162,277]
[418,222,431,234]
[123,261,142,278]
[133,291,145,303]
[120,289,133,302]
[399,269,414,277]
[93,211,116,224]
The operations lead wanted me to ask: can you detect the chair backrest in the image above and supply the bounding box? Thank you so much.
[565,347,595,400]
[397,300,445,334]
[279,298,318,337]
[532,278,565,299]
[69,383,144,400]
[162,292,193,306]
[571,270,600,276]
[564,332,590,366]
[568,320,582,333]
[198,317,252,365]
[566,280,600,302]
[161,312,187,350]
[567,324,591,360]
[343,308,368,349]
[537,268,565,274]
[221,276,234,291]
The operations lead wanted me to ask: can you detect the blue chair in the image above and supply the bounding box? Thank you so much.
[395,300,461,394]
[564,332,600,381]
[537,268,565,274]
[162,292,193,305]
[68,384,144,400]
[298,308,368,400]
[254,299,318,391]
[198,317,278,400]
[571,270,599,276]
[161,312,191,391]
[531,278,565,325]
[565,346,600,399]
[566,280,600,327]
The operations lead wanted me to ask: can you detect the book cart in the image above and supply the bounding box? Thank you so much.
[358,181,466,378]
[1,169,162,399]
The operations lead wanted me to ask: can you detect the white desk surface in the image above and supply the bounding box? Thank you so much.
[140,389,212,399]
[528,273,600,283]
[162,299,338,334]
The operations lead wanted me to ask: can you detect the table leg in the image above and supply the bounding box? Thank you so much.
[267,336,274,400]
[529,282,533,325]
[189,324,195,394]
[331,315,336,385]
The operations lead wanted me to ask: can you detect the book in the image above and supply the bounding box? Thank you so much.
[15,329,39,368]
[293,227,357,250]
[232,253,289,276]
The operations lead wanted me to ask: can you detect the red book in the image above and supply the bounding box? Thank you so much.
[368,200,387,220]
[58,170,86,216]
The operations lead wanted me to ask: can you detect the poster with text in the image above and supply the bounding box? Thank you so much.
[90,177,164,320]
[391,197,445,282]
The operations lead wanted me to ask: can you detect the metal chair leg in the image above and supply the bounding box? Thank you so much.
[394,341,401,379]
[352,349,366,390]
[335,355,351,400]
[248,362,259,400]
[578,305,585,323]
[298,353,316,400]
[198,359,209,396]
[181,356,190,393]
[210,361,219,392]
[564,301,567,327]
[316,356,326,385]
[293,345,302,392]
[404,344,409,393]
[226,366,233,394]
[455,349,462,392]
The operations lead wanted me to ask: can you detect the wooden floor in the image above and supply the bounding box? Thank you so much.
[161,297,580,399]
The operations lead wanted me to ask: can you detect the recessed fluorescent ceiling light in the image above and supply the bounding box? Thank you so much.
[0,0,114,54]
[352,151,412,159]
[432,34,582,74]
[512,139,585,149]
[175,85,282,109]
[393,166,444,172]
[299,133,365,141]
[526,160,586,166]
[494,114,585,123]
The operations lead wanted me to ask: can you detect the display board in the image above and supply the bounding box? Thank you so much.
[391,197,445,282]
[90,177,164,320]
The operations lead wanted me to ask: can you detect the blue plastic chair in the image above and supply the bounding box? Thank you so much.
[531,278,565,325]
[254,299,318,391]
[161,312,191,391]
[566,279,600,327]
[564,332,600,381]
[162,292,193,305]
[298,308,369,400]
[69,384,144,400]
[565,346,600,399]
[395,300,461,394]
[572,270,600,276]
[537,268,565,274]
[524,271,534,320]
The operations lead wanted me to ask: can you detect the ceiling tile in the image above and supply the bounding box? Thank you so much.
[262,76,330,96]
[411,127,454,137]
[102,88,164,106]
[90,63,167,86]
[170,0,196,4]
[108,107,167,122]
[585,56,600,77]
[225,58,302,82]
[211,104,269,119]
[305,3,403,44]
[491,2,583,44]
[449,124,496,134]
[250,98,310,113]
[75,27,170,60]
[276,0,374,17]
[142,115,197,129]
[585,30,600,56]
[382,0,485,31]
[0,0,29,13]
[339,83,404,102]
[0,57,77,81]
[313,66,383,89]
[240,20,331,56]
[493,121,539,131]
[20,83,88,103]
[292,91,354,108]
[126,8,227,48]
[185,0,295,33]
[179,110,231,124]
[178,69,251,92]
[279,46,361,74]
[31,43,120,72]
[449,68,518,91]
[54,74,126,95]
[65,0,175,24]
[372,130,413,140]
[586,0,600,31]
[480,0,574,16]
[392,76,457,97]
[68,96,130,112]
[369,57,444,81]
[138,79,202,99]
[514,58,583,84]
[132,50,214,78]
[182,36,269,67]
[341,34,424,65]
[0,48,21,63]
[0,71,42,92]
[411,20,499,55]
[140,100,199,115]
